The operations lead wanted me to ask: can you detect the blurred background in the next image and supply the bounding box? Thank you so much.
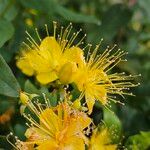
[0,0,150,149]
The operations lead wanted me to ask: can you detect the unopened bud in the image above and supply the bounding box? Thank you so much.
[72,99,81,109]
[20,92,29,105]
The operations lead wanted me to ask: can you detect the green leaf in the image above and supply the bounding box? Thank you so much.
[103,108,122,143]
[125,131,150,150]
[138,0,150,20]
[0,19,14,48]
[20,0,57,14]
[24,80,40,94]
[87,4,132,44]
[40,87,58,106]
[14,123,27,140]
[0,0,18,21]
[100,4,132,40]
[0,54,20,97]
[56,6,100,24]
[0,97,11,114]
[20,0,99,24]
[4,5,18,21]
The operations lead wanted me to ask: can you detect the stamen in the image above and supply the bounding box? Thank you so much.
[22,42,32,50]
[45,24,49,36]
[25,31,40,49]
[53,21,57,38]
[35,28,42,42]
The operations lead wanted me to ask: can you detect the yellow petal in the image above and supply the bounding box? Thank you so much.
[105,145,117,150]
[16,58,34,76]
[16,141,34,150]
[95,85,107,105]
[85,94,95,114]
[27,50,51,73]
[89,128,117,150]
[78,112,92,130]
[64,47,85,67]
[36,72,58,84]
[37,140,58,150]
[64,136,85,150]
[40,36,61,57]
[58,62,77,84]
[25,127,49,143]
[39,108,61,135]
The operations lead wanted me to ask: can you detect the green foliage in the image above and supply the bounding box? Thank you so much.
[0,55,20,97]
[125,131,150,150]
[56,6,99,24]
[0,19,14,48]
[20,0,99,24]
[103,108,122,143]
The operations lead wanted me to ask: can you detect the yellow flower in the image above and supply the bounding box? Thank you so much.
[89,127,117,150]
[73,44,140,114]
[16,99,91,150]
[16,22,85,84]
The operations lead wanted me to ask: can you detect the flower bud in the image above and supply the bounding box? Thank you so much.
[20,92,29,105]
[72,99,81,110]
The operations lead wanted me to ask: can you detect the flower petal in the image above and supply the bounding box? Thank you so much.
[64,47,85,67]
[39,108,61,135]
[37,140,58,150]
[85,94,95,114]
[16,58,34,76]
[40,36,62,57]
[64,136,85,150]
[36,72,58,84]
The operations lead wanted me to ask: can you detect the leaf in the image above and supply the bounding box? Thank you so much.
[117,104,150,136]
[0,97,11,114]
[20,0,57,14]
[56,6,100,24]
[14,123,27,140]
[40,87,58,106]
[0,54,20,97]
[125,131,150,150]
[0,0,18,21]
[87,4,132,44]
[20,0,99,24]
[24,80,40,94]
[138,0,150,20]
[4,5,18,21]
[100,4,132,39]
[0,19,14,48]
[103,108,122,143]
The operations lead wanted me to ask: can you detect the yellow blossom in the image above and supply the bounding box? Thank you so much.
[73,44,140,114]
[89,127,117,150]
[15,98,91,150]
[16,22,85,84]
